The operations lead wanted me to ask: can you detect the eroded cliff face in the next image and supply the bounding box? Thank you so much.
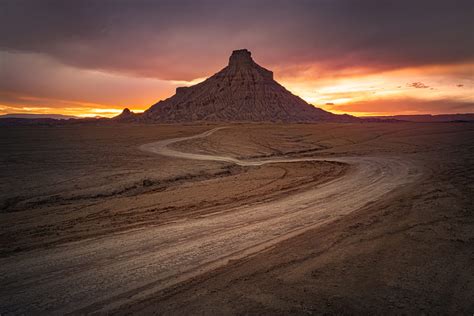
[134,49,355,122]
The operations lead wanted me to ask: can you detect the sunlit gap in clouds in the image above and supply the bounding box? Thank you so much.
[279,63,474,116]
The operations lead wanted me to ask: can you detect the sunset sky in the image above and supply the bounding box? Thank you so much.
[0,0,472,117]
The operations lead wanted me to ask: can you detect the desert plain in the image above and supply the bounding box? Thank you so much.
[0,122,473,314]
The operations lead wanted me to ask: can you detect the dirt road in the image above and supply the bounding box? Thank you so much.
[0,128,422,314]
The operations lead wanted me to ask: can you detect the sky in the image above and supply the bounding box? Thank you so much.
[0,0,473,117]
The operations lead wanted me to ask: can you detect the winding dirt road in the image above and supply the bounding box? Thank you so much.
[0,128,422,314]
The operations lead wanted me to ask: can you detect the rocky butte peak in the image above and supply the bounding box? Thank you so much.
[228,49,253,67]
[226,49,273,81]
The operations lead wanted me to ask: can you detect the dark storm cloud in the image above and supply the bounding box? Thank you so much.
[0,0,473,80]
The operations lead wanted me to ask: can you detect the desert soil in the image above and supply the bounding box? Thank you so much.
[0,122,473,314]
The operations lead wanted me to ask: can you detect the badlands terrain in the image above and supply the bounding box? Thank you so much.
[0,122,473,314]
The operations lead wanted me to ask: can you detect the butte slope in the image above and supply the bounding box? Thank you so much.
[127,49,355,123]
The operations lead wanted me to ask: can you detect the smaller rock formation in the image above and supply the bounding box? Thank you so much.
[113,108,137,122]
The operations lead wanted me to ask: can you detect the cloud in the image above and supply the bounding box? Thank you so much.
[407,82,430,89]
[329,97,474,115]
[0,0,473,80]
[0,51,182,109]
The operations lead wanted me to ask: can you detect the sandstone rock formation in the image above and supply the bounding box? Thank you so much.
[119,49,356,122]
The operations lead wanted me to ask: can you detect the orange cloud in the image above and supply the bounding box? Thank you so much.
[329,97,474,116]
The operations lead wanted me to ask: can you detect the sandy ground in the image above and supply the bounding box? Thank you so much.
[0,122,473,314]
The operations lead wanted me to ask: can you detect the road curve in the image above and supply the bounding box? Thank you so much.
[0,128,422,314]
